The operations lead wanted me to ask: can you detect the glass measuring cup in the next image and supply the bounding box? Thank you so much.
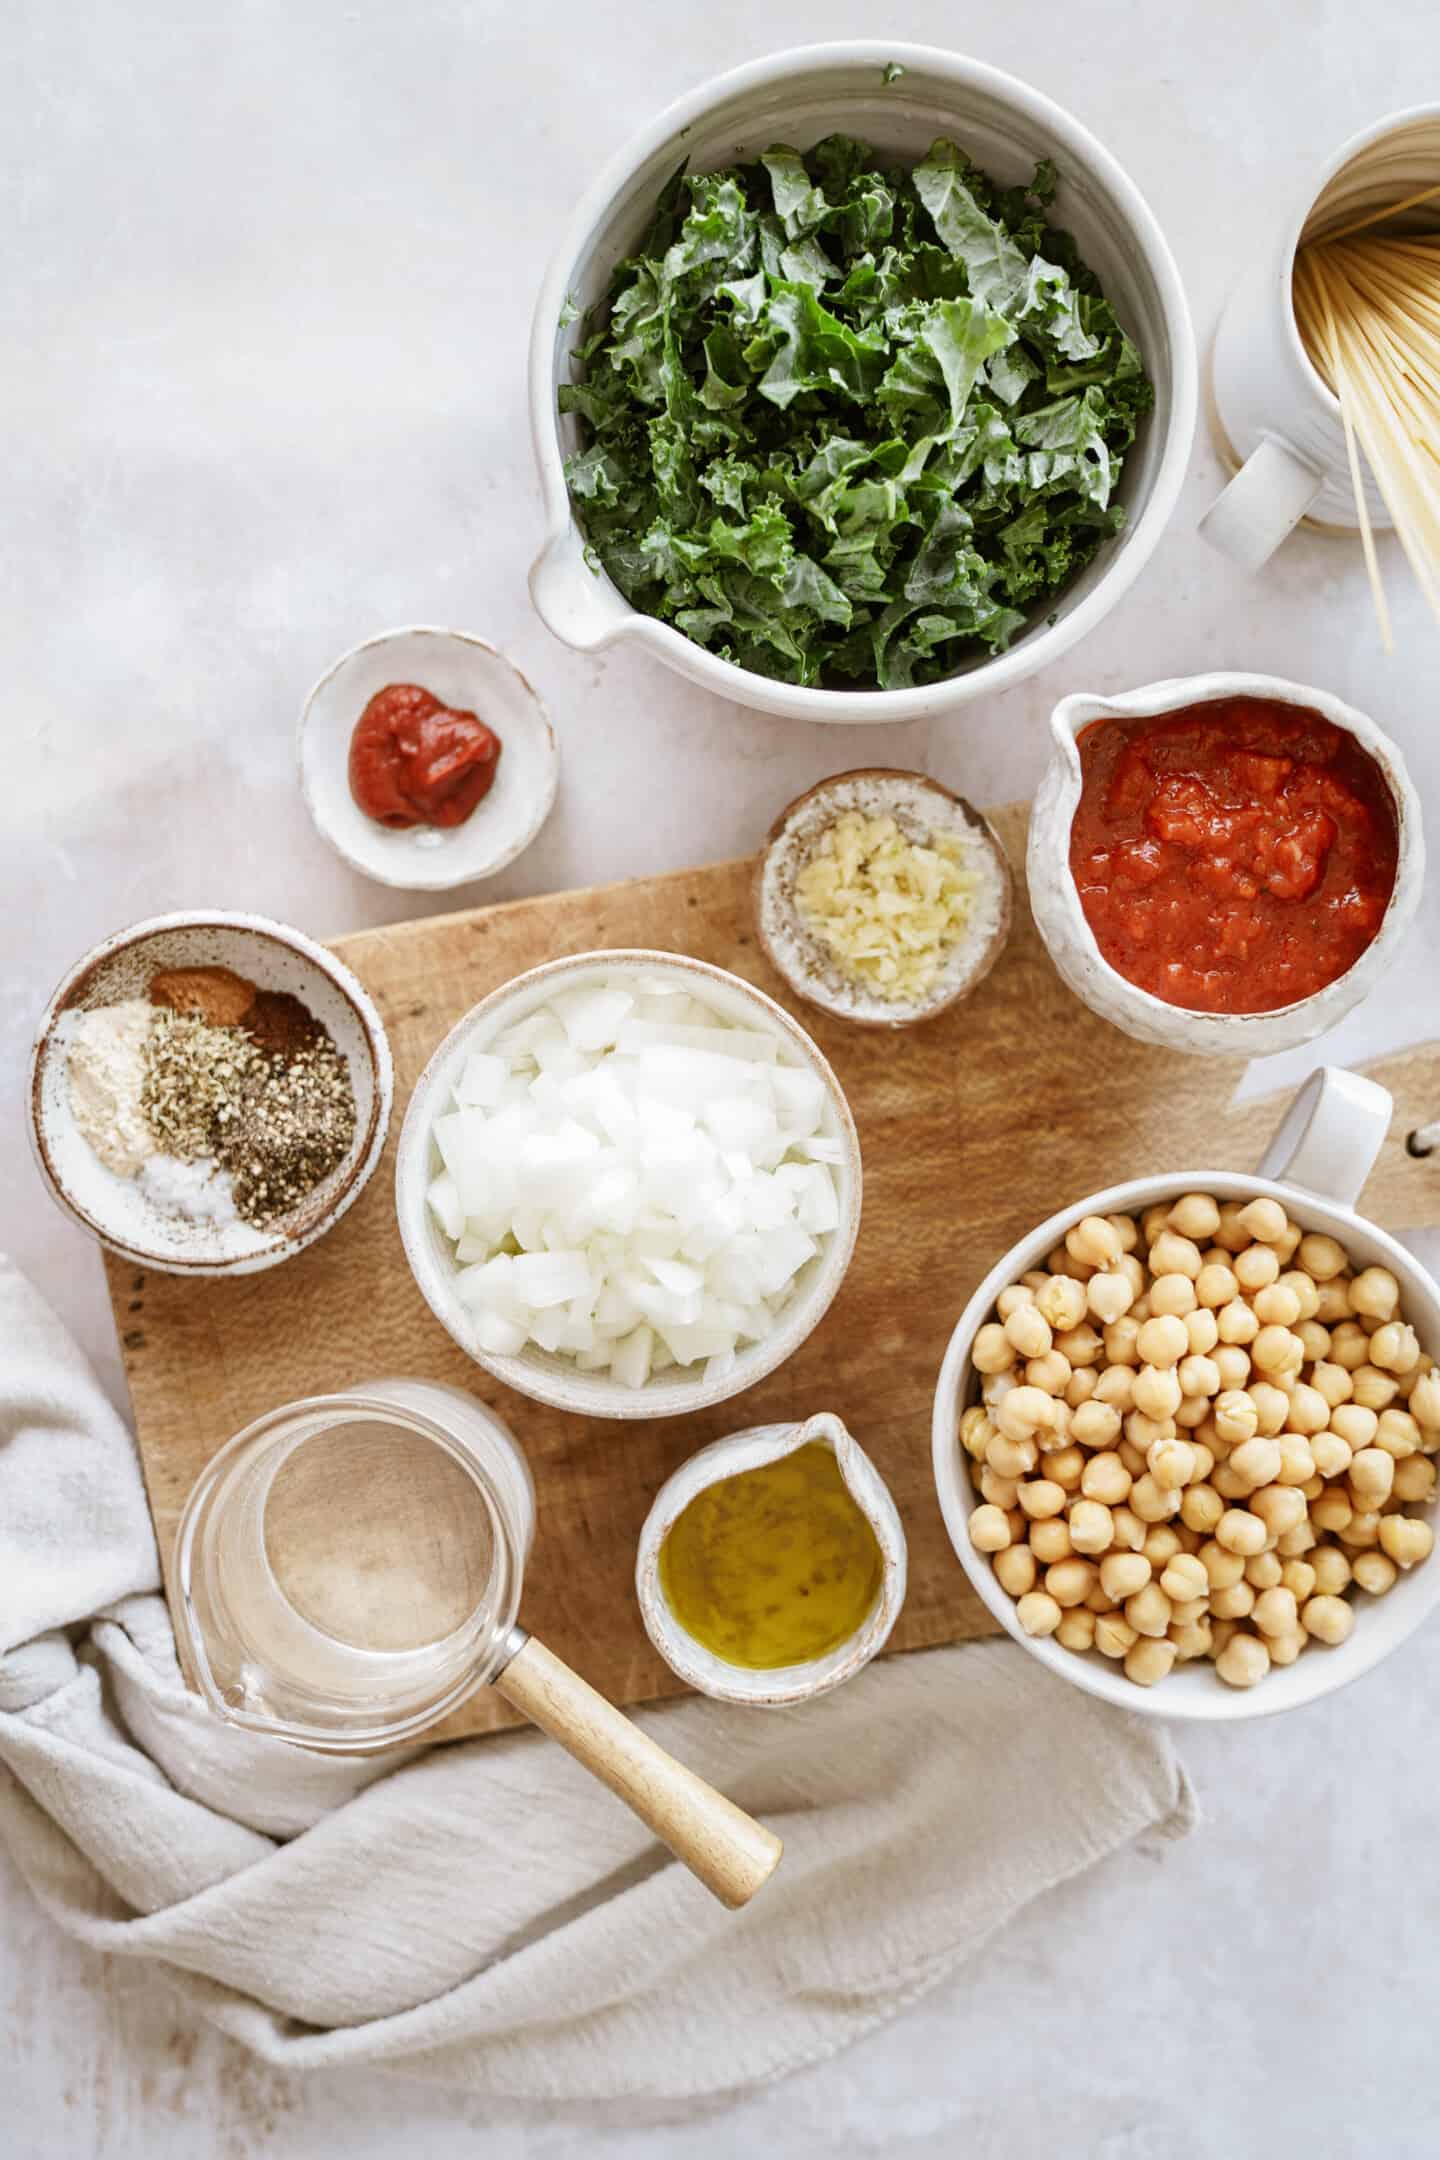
[174,1378,780,1907]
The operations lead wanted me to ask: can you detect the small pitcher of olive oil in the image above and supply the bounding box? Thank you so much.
[635,1412,907,1707]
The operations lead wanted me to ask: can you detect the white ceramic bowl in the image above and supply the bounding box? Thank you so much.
[635,1411,906,1705]
[298,627,559,891]
[528,41,1197,723]
[29,912,393,1276]
[1027,672,1425,1056]
[395,951,862,1419]
[932,1067,1440,1722]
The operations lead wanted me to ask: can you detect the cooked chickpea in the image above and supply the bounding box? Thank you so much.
[1181,1483,1224,1535]
[1266,1627,1306,1667]
[1136,1314,1189,1369]
[1373,1410,1421,1464]
[1351,1364,1399,1413]
[1129,1472,1180,1524]
[1176,1395,1210,1431]
[1216,1633,1271,1688]
[1226,1436,1283,1493]
[1110,1506,1146,1552]
[1275,1436,1316,1486]
[1338,1508,1382,1549]
[1167,1193,1221,1242]
[979,1468,1019,1511]
[1170,1617,1214,1660]
[1238,1196,1289,1246]
[1349,1266,1400,1323]
[1217,1298,1260,1348]
[1393,1456,1437,1505]
[1067,1214,1124,1270]
[972,1322,1016,1374]
[1004,1303,1053,1360]
[1378,1515,1435,1569]
[1213,1344,1254,1390]
[1411,1371,1440,1428]
[993,1544,1037,1598]
[1025,1350,1072,1397]
[1076,1448,1128,1507]
[1094,1551,1146,1603]
[981,1371,1015,1409]
[986,1432,1038,1480]
[1118,1254,1148,1299]
[1297,1320,1333,1364]
[1065,1369,1099,1409]
[1055,1323,1105,1369]
[1349,1447,1396,1507]
[1148,1230,1204,1281]
[1094,1612,1138,1658]
[1124,1581,1172,1638]
[1141,1523,1183,1566]
[1244,1381,1290,1437]
[1092,1366,1136,1411]
[1252,1325,1305,1378]
[996,1386,1058,1442]
[1329,1321,1370,1372]
[1244,1549,1283,1590]
[1199,1539,1246,1589]
[1330,1402,1379,1450]
[1196,1262,1240,1309]
[1351,1550,1398,1595]
[1124,1637,1176,1686]
[1310,1430,1354,1480]
[1216,1508,1267,1556]
[1213,1201,1251,1253]
[1276,1269,1321,1322]
[1016,1590,1063,1637]
[1017,1478,1067,1521]
[1251,1281,1302,1329]
[1208,1617,1242,1659]
[1370,1321,1421,1375]
[1234,1244,1281,1294]
[1301,1594,1355,1646]
[1296,1232,1347,1281]
[1086,1271,1134,1327]
[1250,1484,1307,1539]
[1158,1552,1208,1603]
[1310,1489,1353,1536]
[968,1504,1013,1551]
[1189,1442,1216,1482]
[1034,1275,1087,1333]
[1134,1367,1183,1423]
[959,1406,994,1459]
[1214,1390,1258,1444]
[1148,1437,1196,1491]
[1185,1307,1221,1356]
[1028,1516,1073,1564]
[1149,1272,1199,1319]
[1045,1558,1097,1608]
[1253,1585,1299,1637]
[1280,1559,1317,1603]
[1209,1579,1257,1619]
[1063,1499,1111,1556]
[1104,1316,1145,1370]
[1308,1360,1353,1411]
[1055,1608,1097,1652]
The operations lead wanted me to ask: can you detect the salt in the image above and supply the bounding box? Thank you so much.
[138,1153,239,1226]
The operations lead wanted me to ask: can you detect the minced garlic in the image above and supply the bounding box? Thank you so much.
[793,810,980,1002]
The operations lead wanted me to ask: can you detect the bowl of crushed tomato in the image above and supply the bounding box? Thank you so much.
[299,627,559,891]
[1027,673,1424,1055]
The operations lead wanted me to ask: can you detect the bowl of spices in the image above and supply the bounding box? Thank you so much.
[298,626,560,891]
[29,912,392,1275]
[1027,673,1425,1056]
[756,770,1013,1026]
[635,1410,907,1706]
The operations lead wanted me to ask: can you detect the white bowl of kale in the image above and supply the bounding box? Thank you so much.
[528,42,1197,721]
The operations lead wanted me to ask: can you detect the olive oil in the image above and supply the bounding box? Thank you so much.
[657,1442,884,1670]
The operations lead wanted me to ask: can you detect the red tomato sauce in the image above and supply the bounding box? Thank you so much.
[1069,698,1398,1015]
[348,683,502,829]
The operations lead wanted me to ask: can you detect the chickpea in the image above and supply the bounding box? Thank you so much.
[1004,1303,1053,1360]
[1148,1437,1197,1491]
[1209,1579,1257,1619]
[1213,1344,1253,1391]
[1244,1549,1283,1590]
[1118,1254,1148,1300]
[1235,1244,1281,1294]
[1299,1594,1354,1646]
[1310,1489,1354,1536]
[1033,1275,1086,1333]
[1237,1196,1289,1246]
[1216,1300,1260,1349]
[1349,1447,1395,1508]
[1066,1368,1099,1409]
[1185,1307,1221,1357]
[1199,1539,1246,1589]
[1310,1430,1354,1480]
[1146,1236,1201,1288]
[1410,1371,1440,1429]
[1016,1590,1063,1637]
[1162,1193,1216,1241]
[1298,1232,1348,1281]
[1216,1632,1272,1687]
[1067,1214,1124,1271]
[1347,1266,1399,1323]
[1331,1402,1379,1450]
[1297,1320,1334,1364]
[1213,1389,1258,1444]
[1309,1361,1353,1412]
[1196,1262,1240,1310]
[1098,1551,1152,1606]
[1044,1558,1096,1608]
[1124,1413,1173,1458]
[1283,1384,1329,1438]
[1280,1558,1317,1603]
[972,1322,1016,1374]
[1351,1365,1399,1413]
[987,1432,1039,1480]
[1064,1499,1111,1555]
[1338,1509,1382,1550]
[1045,1445,1086,1491]
[1136,1314,1189,1370]
[1208,1617,1241,1658]
[1110,1505,1147,1552]
[1241,1382,1287,1438]
[1275,1436,1316,1486]
[1095,1612,1138,1659]
[981,1371,1016,1409]
[1060,1327,1108,1379]
[1276,1520,1317,1557]
[1252,1325,1305,1378]
[1171,1617,1215,1661]
[1105,1316,1146,1370]
[1393,1456,1437,1505]
[1130,1472,1181,1524]
[1253,1585,1299,1637]
[1189,1441,1215,1481]
[1142,1203,1174,1244]
[1158,1551,1208,1603]
[1266,1627,1307,1667]
[1017,1478,1067,1522]
[1375,1408,1421,1461]
[1250,1484,1307,1539]
[1181,1483,1224,1535]
[1108,1213,1140,1253]
[1370,1321,1421,1375]
[1025,1350,1071,1398]
[1078,1446,1130,1503]
[978,1468,1019,1512]
[1275,1269,1320,1322]
[1213,1201,1252,1254]
[1085,1271,1133,1328]
[997,1386,1059,1442]
[1133,1366,1183,1424]
[1029,1517,1073,1564]
[1142,1523,1183,1567]
[1176,1395,1211,1432]
[1122,1637,1175,1687]
[993,1544,1037,1598]
[969,1503,1013,1552]
[1378,1515,1435,1569]
[1329,1320,1370,1372]
[1225,1436,1282,1493]
[1216,1508,1267,1557]
[1250,1281,1301,1329]
[1149,1272,1199,1320]
[1124,1581,1172,1638]
[1055,1608,1097,1653]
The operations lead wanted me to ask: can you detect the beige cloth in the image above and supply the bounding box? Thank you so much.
[0,1255,1195,2100]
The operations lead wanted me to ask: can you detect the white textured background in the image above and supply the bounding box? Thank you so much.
[5,2,1439,2153]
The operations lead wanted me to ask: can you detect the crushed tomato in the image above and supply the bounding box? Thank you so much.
[1069,697,1398,1015]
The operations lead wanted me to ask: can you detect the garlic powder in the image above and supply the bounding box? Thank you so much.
[66,999,157,1177]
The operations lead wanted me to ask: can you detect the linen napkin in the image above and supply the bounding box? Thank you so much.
[0,1253,1194,2101]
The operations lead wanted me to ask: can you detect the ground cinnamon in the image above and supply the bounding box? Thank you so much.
[149,966,257,1028]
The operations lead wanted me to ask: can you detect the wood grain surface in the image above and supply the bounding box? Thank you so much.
[104,803,1440,1740]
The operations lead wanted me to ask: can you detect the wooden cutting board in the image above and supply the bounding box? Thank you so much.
[105,803,1440,1739]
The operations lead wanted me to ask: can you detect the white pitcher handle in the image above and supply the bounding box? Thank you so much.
[1199,436,1326,571]
[1256,1067,1394,1211]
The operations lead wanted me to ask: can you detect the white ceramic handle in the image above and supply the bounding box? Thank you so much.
[1199,436,1326,570]
[528,527,630,652]
[1256,1066,1394,1210]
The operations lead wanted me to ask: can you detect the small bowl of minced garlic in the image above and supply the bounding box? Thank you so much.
[755,770,1013,1028]
[29,912,392,1275]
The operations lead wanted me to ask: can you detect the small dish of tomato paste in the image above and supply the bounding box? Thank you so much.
[1069,696,1400,1015]
[299,628,559,892]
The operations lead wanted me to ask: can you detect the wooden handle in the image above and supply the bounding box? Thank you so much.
[494,1635,782,1910]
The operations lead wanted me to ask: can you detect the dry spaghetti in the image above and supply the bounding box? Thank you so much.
[1293,183,1440,646]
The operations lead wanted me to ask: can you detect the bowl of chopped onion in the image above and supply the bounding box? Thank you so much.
[395,952,862,1418]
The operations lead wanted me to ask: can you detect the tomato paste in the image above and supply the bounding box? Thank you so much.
[348,684,501,830]
[1069,697,1398,1015]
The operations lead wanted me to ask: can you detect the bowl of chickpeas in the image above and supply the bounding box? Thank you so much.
[932,1066,1440,1719]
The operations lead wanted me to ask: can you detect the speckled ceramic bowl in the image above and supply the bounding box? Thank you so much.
[395,950,862,1420]
[636,1411,907,1705]
[298,626,559,892]
[1027,671,1425,1056]
[29,912,393,1275]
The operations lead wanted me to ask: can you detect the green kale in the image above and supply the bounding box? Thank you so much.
[560,136,1152,690]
